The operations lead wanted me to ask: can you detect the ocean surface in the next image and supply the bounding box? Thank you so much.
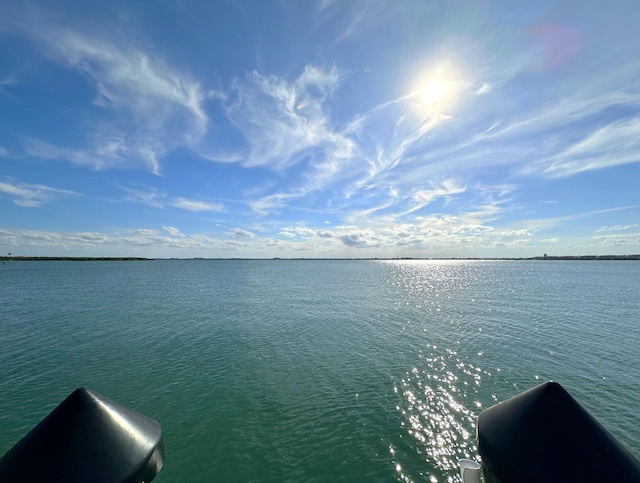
[1,259,639,482]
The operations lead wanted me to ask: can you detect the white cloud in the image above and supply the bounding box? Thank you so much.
[339,230,380,248]
[230,228,255,238]
[249,192,301,216]
[591,232,640,246]
[12,16,214,174]
[315,0,399,43]
[0,178,80,207]
[330,55,640,189]
[52,30,209,130]
[350,84,640,187]
[212,64,366,216]
[23,137,116,170]
[235,63,476,218]
[0,227,304,258]
[475,83,492,95]
[121,187,167,208]
[121,187,223,213]
[403,179,466,215]
[279,226,317,239]
[0,205,636,258]
[171,198,224,213]
[451,88,640,179]
[228,65,351,172]
[595,224,639,233]
[539,117,640,177]
[163,226,183,237]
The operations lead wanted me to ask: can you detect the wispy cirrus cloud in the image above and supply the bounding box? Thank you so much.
[233,59,483,218]
[22,137,129,170]
[228,65,351,170]
[172,198,223,213]
[121,187,223,213]
[6,10,215,174]
[227,64,361,214]
[537,117,640,177]
[120,186,167,209]
[341,178,468,223]
[315,0,407,44]
[442,81,640,179]
[0,178,80,207]
[0,75,17,97]
[402,179,466,215]
[249,191,307,216]
[348,82,640,187]
[492,206,640,247]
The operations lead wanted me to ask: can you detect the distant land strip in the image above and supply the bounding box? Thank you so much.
[528,254,640,260]
[1,255,639,261]
[0,256,151,261]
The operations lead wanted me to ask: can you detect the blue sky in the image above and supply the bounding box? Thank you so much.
[1,0,639,258]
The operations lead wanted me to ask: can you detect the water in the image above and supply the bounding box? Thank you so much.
[1,259,639,482]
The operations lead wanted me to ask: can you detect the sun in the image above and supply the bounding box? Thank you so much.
[409,61,467,120]
[421,79,446,105]
[413,62,461,114]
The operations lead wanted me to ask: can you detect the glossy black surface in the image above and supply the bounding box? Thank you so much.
[478,381,640,482]
[0,388,163,482]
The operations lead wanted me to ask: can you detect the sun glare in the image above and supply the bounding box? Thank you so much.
[421,79,445,105]
[413,63,461,114]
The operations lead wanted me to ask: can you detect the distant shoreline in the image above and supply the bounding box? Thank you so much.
[0,256,152,261]
[1,255,639,261]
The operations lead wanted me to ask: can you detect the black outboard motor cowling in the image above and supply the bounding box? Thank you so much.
[0,387,164,483]
[477,381,640,483]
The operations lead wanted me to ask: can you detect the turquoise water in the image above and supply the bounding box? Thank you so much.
[1,260,639,482]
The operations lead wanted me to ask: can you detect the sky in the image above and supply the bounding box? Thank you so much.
[1,0,639,258]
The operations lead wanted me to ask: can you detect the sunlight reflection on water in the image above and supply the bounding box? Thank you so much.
[393,343,492,482]
[382,260,497,482]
